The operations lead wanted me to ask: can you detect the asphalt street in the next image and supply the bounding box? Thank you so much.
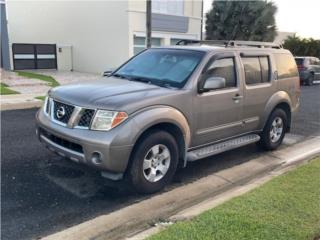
[1,85,319,240]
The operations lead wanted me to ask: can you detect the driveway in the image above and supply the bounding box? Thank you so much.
[0,69,100,95]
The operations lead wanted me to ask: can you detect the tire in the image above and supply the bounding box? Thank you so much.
[258,108,288,150]
[127,130,179,194]
[306,74,314,86]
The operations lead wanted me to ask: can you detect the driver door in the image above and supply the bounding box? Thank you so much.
[192,53,244,147]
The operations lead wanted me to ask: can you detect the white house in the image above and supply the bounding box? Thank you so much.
[274,31,296,45]
[5,0,203,73]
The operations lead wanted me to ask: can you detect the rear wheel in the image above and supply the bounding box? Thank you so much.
[258,108,288,150]
[127,130,179,194]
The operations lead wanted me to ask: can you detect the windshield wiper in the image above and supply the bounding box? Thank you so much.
[151,78,177,89]
[112,73,131,80]
[128,76,152,84]
[114,74,176,89]
[113,73,151,84]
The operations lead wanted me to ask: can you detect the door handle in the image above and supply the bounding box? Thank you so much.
[232,94,243,101]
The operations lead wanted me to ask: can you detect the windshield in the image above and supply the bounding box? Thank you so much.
[114,48,205,88]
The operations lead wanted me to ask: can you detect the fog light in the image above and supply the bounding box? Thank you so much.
[91,152,102,165]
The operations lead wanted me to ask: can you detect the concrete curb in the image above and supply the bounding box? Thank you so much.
[1,101,42,111]
[42,137,320,240]
[1,94,43,111]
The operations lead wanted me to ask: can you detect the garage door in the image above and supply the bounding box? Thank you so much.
[12,43,57,70]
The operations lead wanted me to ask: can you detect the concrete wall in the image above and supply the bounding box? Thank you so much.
[6,1,129,73]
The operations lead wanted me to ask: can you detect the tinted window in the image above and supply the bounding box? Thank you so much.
[275,54,298,79]
[295,58,304,66]
[203,58,236,88]
[260,57,270,83]
[115,49,205,88]
[242,57,270,85]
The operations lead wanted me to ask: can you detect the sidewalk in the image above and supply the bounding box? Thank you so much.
[1,69,100,110]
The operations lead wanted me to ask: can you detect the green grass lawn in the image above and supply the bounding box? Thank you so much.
[149,158,320,240]
[35,96,46,101]
[16,71,59,87]
[0,83,19,95]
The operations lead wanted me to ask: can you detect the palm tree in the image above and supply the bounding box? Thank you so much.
[205,1,277,42]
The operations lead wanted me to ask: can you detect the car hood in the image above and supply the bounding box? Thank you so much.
[49,77,184,113]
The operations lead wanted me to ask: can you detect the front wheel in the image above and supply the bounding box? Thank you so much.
[127,130,179,194]
[258,108,288,150]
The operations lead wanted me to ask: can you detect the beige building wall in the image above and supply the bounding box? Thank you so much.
[6,0,202,73]
[128,0,202,56]
[6,1,129,73]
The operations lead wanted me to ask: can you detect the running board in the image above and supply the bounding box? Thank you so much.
[187,134,260,162]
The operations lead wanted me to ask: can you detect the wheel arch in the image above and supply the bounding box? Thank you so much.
[125,106,191,172]
[261,91,292,132]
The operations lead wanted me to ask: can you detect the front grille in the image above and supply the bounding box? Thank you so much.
[53,100,75,124]
[40,128,83,153]
[46,98,95,128]
[78,109,95,127]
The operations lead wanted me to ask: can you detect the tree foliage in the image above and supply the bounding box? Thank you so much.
[283,36,320,58]
[205,0,277,41]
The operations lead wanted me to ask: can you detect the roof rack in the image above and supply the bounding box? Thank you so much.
[176,39,282,49]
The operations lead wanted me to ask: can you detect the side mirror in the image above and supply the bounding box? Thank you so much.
[202,77,226,91]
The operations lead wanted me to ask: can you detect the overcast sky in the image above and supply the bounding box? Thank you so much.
[203,0,320,39]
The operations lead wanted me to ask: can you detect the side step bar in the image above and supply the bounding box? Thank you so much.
[187,134,260,162]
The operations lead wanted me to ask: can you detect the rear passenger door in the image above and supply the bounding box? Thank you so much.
[240,52,275,132]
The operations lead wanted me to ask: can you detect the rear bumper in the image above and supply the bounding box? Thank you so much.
[36,109,134,175]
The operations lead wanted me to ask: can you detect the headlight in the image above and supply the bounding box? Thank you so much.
[91,110,128,131]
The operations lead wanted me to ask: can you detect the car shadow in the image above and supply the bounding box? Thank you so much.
[40,144,262,199]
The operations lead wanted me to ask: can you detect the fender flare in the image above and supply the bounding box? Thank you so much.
[260,91,292,130]
[131,105,191,146]
[128,105,191,166]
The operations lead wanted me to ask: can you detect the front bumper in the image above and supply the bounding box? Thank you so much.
[36,109,134,175]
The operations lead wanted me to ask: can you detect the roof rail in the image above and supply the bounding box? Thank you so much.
[176,39,282,49]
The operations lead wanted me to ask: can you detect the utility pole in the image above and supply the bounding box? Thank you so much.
[146,0,152,48]
[200,0,203,40]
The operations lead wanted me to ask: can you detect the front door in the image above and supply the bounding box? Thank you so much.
[192,53,244,147]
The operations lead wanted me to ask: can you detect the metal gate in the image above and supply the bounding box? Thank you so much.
[12,43,57,70]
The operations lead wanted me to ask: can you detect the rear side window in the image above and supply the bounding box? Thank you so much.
[274,54,298,79]
[242,57,270,85]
